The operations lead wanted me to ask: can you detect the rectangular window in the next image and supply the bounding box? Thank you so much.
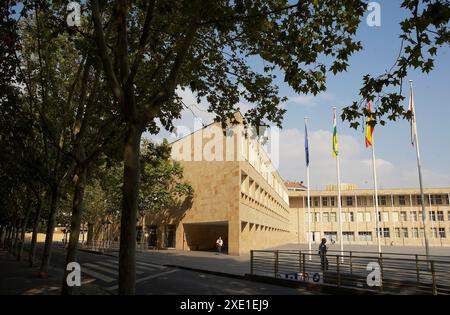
[395,228,400,238]
[383,212,389,222]
[322,197,328,207]
[349,212,354,222]
[384,228,390,238]
[357,212,364,222]
[419,228,425,238]
[437,211,444,221]
[358,231,372,242]
[346,196,353,206]
[429,211,436,221]
[400,211,407,221]
[330,197,336,207]
[431,228,438,238]
[330,212,337,222]
[343,232,355,241]
[359,196,367,206]
[402,228,408,238]
[412,228,419,238]
[410,211,418,222]
[314,212,320,222]
[416,195,422,205]
[432,195,442,205]
[379,196,387,206]
[399,195,406,206]
[392,212,399,222]
[323,212,330,222]
[313,197,320,207]
[341,212,346,222]
[446,195,450,205]
[438,228,446,238]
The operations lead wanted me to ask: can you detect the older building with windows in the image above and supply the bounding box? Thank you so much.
[289,185,450,247]
[143,112,294,255]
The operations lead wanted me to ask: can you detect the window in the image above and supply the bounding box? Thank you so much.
[412,228,419,238]
[330,197,336,207]
[395,228,401,238]
[392,212,399,222]
[400,211,407,221]
[358,231,372,242]
[323,212,330,222]
[378,196,387,206]
[429,211,436,221]
[438,228,446,238]
[431,195,442,205]
[349,212,354,222]
[343,232,355,241]
[410,211,418,222]
[419,228,425,238]
[359,196,367,206]
[383,212,389,222]
[431,228,438,238]
[330,212,337,222]
[437,211,444,221]
[314,212,320,222]
[416,195,422,205]
[322,197,328,207]
[399,195,406,205]
[365,212,371,222]
[357,212,364,222]
[448,211,450,221]
[313,197,320,207]
[346,196,353,206]
[402,228,408,238]
[341,212,346,222]
[379,228,390,238]
[324,231,337,243]
[446,195,450,205]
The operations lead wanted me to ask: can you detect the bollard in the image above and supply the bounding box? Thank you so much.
[431,261,437,295]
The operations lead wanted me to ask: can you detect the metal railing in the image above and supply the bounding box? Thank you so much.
[250,250,450,295]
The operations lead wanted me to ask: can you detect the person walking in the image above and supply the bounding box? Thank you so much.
[216,236,223,254]
[318,238,329,271]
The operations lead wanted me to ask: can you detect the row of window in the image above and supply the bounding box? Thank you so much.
[320,227,447,242]
[307,210,450,223]
[307,194,450,208]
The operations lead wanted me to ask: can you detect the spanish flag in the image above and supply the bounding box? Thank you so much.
[365,101,374,148]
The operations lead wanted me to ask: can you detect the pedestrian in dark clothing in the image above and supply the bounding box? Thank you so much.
[318,238,329,271]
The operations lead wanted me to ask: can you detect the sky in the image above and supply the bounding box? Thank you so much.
[146,0,450,190]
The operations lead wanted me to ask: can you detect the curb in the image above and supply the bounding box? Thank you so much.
[162,264,247,280]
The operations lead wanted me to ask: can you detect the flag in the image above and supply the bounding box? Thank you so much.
[305,123,309,167]
[332,110,339,157]
[365,101,374,147]
[409,82,416,146]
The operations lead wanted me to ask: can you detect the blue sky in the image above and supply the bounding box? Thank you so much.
[148,1,450,189]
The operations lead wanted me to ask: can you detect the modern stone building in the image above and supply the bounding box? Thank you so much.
[289,185,450,247]
[143,113,294,255]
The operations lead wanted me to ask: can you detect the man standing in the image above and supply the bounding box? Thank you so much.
[216,237,223,254]
[319,238,328,271]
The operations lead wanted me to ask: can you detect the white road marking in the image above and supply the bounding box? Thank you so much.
[84,263,119,276]
[81,267,115,282]
[106,259,166,270]
[106,269,179,291]
[95,261,144,274]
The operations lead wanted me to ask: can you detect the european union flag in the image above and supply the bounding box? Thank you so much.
[305,124,309,167]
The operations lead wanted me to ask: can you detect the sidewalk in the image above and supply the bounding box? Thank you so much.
[0,250,111,295]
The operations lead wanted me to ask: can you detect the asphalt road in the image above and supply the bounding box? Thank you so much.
[25,243,314,295]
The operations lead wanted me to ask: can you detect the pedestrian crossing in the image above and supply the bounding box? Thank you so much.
[80,259,167,283]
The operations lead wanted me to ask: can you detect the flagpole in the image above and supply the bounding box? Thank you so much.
[333,107,344,262]
[371,139,382,254]
[305,117,312,260]
[409,80,430,261]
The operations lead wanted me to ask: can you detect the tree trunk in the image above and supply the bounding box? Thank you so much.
[0,225,4,247]
[119,123,143,295]
[61,165,87,295]
[87,222,93,246]
[29,194,42,267]
[17,206,32,261]
[39,186,60,278]
[12,219,20,255]
[4,225,11,249]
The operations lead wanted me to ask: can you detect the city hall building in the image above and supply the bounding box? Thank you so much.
[289,184,450,247]
[142,113,450,255]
